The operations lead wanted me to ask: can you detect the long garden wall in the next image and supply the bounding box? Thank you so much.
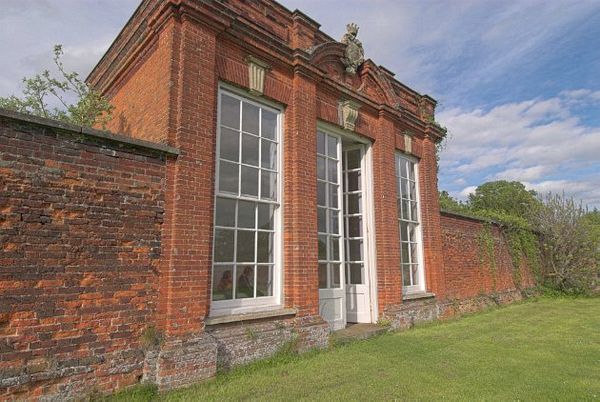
[0,109,177,399]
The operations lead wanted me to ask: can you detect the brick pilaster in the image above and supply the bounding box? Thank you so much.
[372,112,403,314]
[283,70,319,316]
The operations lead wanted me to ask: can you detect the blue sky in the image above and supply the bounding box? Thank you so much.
[1,0,599,207]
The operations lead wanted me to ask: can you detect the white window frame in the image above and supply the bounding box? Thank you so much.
[396,152,426,294]
[210,84,284,316]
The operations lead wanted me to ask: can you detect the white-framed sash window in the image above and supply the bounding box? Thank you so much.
[396,153,425,294]
[211,87,282,315]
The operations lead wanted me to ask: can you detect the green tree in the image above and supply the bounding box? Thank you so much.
[531,193,599,293]
[469,180,540,217]
[0,45,113,128]
[439,190,469,213]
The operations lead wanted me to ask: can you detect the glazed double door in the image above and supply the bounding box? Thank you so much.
[317,130,372,330]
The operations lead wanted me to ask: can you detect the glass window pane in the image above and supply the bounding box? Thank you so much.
[401,199,410,220]
[317,132,326,155]
[400,159,408,178]
[349,263,363,285]
[236,230,255,262]
[242,102,260,135]
[410,181,417,201]
[402,264,411,286]
[411,243,419,263]
[317,207,327,233]
[257,232,273,263]
[219,161,239,195]
[318,235,328,260]
[347,171,361,191]
[220,94,240,129]
[401,242,410,264]
[347,216,362,237]
[238,200,255,228]
[328,184,338,208]
[257,204,274,230]
[240,166,259,197]
[408,223,417,242]
[318,263,328,289]
[214,229,234,262]
[347,239,363,261]
[317,156,326,180]
[260,170,277,200]
[347,193,361,214]
[236,265,254,299]
[330,236,340,261]
[327,159,338,183]
[215,197,236,227]
[242,133,259,166]
[400,221,408,241]
[330,263,341,288]
[256,265,273,297]
[317,181,326,206]
[411,264,420,286]
[408,162,415,181]
[220,127,239,162]
[261,110,277,140]
[400,178,409,199]
[327,135,337,158]
[261,139,277,170]
[347,149,361,169]
[213,265,233,300]
[329,209,339,235]
[411,201,418,221]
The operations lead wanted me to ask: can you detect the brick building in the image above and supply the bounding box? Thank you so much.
[0,0,535,399]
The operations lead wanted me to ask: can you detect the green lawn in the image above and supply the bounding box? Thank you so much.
[114,297,600,401]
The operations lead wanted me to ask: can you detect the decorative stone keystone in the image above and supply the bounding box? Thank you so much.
[245,56,270,95]
[338,100,360,131]
[404,133,413,154]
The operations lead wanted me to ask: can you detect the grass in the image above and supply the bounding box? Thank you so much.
[111,297,600,401]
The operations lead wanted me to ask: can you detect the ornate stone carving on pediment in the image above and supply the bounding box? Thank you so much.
[340,23,364,74]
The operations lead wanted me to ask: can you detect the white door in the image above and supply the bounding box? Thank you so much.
[343,146,371,323]
[317,131,346,331]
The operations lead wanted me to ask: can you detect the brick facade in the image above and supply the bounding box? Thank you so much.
[1,0,537,399]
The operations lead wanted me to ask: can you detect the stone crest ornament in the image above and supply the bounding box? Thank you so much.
[340,23,364,74]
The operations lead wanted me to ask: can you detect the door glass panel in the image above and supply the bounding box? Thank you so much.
[349,263,363,285]
[343,146,366,285]
[317,131,343,289]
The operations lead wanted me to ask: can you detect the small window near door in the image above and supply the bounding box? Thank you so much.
[396,153,424,293]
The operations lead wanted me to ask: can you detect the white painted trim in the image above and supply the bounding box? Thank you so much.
[363,143,379,322]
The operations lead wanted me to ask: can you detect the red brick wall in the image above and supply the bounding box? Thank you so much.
[0,112,172,399]
[101,20,176,144]
[440,212,536,300]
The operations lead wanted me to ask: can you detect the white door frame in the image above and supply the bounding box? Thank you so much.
[317,121,378,325]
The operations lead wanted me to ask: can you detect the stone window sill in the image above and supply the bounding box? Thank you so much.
[402,292,436,301]
[205,308,297,326]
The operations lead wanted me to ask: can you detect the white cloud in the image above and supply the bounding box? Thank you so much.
[459,186,478,198]
[439,92,600,207]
